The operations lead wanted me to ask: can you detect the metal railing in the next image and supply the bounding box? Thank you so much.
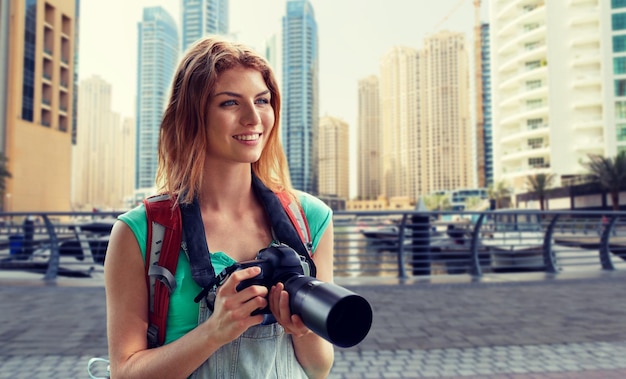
[0,209,624,281]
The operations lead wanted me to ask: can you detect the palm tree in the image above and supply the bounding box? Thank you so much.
[525,173,557,211]
[423,194,451,211]
[487,181,512,209]
[583,151,626,211]
[0,154,11,210]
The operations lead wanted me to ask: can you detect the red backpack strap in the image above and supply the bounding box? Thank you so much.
[143,194,182,348]
[276,191,312,257]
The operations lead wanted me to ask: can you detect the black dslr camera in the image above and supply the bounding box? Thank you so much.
[235,244,373,348]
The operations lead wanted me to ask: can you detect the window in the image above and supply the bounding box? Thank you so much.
[527,118,544,129]
[616,101,626,118]
[613,0,626,9]
[615,57,626,74]
[526,79,542,90]
[529,157,545,168]
[612,13,626,31]
[527,99,542,109]
[528,138,543,149]
[614,35,626,53]
[618,124,626,141]
[525,60,541,70]
[616,79,626,96]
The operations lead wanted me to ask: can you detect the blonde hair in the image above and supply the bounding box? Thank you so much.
[156,36,293,204]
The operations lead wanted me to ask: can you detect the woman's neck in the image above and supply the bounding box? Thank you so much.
[197,164,255,212]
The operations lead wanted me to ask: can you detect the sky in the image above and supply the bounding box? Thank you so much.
[78,0,483,126]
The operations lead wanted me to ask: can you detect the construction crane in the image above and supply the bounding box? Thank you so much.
[433,0,467,31]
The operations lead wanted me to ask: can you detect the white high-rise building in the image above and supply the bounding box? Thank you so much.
[357,75,381,201]
[379,46,420,200]
[72,75,130,210]
[419,31,473,195]
[318,116,349,200]
[490,0,624,190]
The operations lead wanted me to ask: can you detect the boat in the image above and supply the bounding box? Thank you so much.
[481,211,546,272]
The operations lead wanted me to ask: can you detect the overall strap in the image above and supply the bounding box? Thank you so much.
[143,194,182,348]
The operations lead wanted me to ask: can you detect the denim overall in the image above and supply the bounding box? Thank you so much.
[190,298,309,379]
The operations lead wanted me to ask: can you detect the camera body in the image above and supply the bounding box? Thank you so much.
[236,244,310,314]
[234,244,373,348]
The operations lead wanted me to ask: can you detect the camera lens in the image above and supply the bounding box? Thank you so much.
[285,276,373,348]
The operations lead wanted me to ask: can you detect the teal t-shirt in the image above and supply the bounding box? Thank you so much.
[118,192,332,344]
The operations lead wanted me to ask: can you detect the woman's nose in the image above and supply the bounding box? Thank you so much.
[241,103,261,126]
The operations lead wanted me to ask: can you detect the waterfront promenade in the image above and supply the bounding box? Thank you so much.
[1,269,626,378]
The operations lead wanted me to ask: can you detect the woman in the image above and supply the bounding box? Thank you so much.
[104,36,335,379]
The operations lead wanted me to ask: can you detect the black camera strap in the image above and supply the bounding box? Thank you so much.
[251,175,317,277]
[179,198,217,292]
[182,174,316,304]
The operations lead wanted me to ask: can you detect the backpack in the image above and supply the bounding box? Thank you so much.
[142,178,313,348]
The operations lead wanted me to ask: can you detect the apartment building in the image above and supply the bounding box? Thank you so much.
[1,0,77,211]
[357,75,381,201]
[490,0,623,191]
[318,115,349,200]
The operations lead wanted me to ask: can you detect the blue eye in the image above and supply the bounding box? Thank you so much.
[255,98,270,105]
[220,100,237,107]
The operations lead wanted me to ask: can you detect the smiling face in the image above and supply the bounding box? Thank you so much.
[205,66,275,167]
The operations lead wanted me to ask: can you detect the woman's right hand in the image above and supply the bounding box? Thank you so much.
[204,266,268,344]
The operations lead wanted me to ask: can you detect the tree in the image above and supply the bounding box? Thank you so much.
[525,173,557,211]
[423,194,451,211]
[0,154,11,211]
[584,151,626,211]
[464,196,484,210]
[487,181,512,209]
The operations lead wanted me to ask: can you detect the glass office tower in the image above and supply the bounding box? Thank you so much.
[281,0,319,193]
[135,7,178,191]
[181,0,229,52]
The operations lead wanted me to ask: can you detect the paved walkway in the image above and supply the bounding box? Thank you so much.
[1,269,626,378]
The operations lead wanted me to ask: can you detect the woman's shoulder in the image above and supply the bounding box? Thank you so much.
[119,203,147,223]
[295,191,332,220]
[118,203,148,236]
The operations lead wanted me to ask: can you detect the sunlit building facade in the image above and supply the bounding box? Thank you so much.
[419,31,473,195]
[181,0,229,52]
[1,0,77,211]
[281,0,319,194]
[379,46,420,201]
[72,76,132,211]
[490,0,622,190]
[318,116,349,200]
[357,75,381,201]
[135,7,178,191]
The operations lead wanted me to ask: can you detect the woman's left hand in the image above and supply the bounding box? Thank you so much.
[268,283,311,337]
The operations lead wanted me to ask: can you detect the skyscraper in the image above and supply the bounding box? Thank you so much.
[135,7,178,192]
[490,0,620,190]
[318,116,349,200]
[1,0,77,211]
[419,31,473,195]
[282,0,319,194]
[480,23,493,187]
[181,0,229,52]
[72,75,132,211]
[379,46,420,200]
[357,75,381,200]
